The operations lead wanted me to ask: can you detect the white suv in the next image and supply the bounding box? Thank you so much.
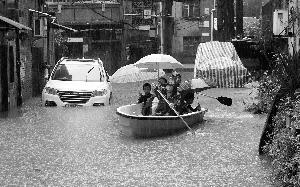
[42,58,112,106]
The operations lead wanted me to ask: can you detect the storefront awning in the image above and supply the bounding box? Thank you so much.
[0,15,32,30]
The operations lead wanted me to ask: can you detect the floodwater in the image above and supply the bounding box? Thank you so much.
[0,73,278,186]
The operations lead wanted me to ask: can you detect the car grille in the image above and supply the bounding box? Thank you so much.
[58,91,92,104]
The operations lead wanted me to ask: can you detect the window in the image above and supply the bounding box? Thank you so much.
[189,4,194,17]
[7,0,16,8]
[131,0,153,26]
[53,64,104,82]
[182,3,200,18]
[278,13,283,26]
[182,4,189,18]
[193,5,200,18]
[183,36,201,54]
[34,19,41,36]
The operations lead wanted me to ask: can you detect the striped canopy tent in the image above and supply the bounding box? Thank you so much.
[194,41,248,88]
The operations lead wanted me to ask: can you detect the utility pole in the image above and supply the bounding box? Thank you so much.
[211,0,216,41]
[162,0,173,55]
[295,0,299,53]
[236,0,243,38]
[159,1,164,54]
[216,0,224,41]
[15,0,22,106]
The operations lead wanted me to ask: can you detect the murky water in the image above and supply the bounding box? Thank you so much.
[0,73,278,186]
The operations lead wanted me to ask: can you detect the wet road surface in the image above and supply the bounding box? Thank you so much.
[0,73,278,186]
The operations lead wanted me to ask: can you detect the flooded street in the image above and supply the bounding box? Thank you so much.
[0,72,277,186]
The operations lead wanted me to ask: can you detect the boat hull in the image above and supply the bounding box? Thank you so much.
[116,104,206,138]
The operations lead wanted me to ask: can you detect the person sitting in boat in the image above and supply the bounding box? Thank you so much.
[153,77,169,116]
[172,72,181,98]
[171,70,181,85]
[137,83,155,116]
[176,90,201,115]
[174,73,181,87]
[163,82,181,116]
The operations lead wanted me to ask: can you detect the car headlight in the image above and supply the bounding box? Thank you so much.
[44,87,58,95]
[92,89,108,97]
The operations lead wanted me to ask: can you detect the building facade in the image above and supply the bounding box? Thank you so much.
[0,0,52,112]
[172,0,214,64]
[262,0,300,54]
[45,0,125,75]
[123,0,159,65]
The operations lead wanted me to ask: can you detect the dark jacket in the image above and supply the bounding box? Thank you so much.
[138,93,154,116]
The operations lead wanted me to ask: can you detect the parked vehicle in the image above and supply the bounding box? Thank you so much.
[42,57,112,107]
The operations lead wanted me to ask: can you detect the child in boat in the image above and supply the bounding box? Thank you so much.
[172,70,181,86]
[153,77,169,116]
[154,76,181,116]
[176,90,201,115]
[137,83,154,116]
[163,82,180,116]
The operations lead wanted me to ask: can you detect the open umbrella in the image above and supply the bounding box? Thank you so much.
[178,78,213,93]
[178,78,232,106]
[134,54,184,70]
[111,64,165,83]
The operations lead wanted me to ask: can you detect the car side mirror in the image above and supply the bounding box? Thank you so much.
[44,68,49,80]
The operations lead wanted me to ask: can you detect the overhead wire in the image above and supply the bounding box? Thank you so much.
[76,0,139,30]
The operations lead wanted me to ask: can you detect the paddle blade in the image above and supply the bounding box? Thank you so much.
[217,96,232,106]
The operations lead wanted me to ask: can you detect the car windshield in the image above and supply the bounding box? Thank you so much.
[52,64,103,82]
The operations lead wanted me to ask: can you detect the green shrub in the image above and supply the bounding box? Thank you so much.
[250,51,300,185]
[244,70,280,114]
[266,96,300,186]
[245,52,300,114]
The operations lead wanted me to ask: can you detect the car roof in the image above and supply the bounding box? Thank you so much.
[60,59,100,65]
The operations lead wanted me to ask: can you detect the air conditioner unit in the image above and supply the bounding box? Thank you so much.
[34,18,46,37]
[273,9,288,36]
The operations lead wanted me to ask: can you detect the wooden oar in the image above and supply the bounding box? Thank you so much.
[197,92,232,106]
[157,90,195,135]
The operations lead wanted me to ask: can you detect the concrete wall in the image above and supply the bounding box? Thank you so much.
[19,1,37,100]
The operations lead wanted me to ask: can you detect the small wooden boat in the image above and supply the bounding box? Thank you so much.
[116,103,207,138]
